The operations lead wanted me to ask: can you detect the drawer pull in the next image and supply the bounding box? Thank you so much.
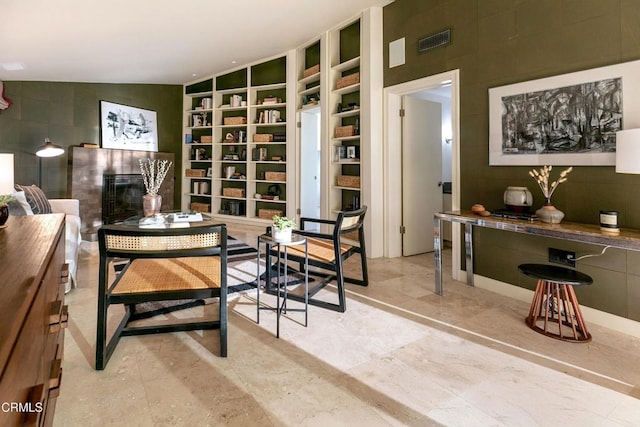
[49,359,63,390]
[60,263,69,283]
[49,302,69,333]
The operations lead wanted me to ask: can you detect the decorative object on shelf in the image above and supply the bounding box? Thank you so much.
[252,147,268,161]
[599,210,619,233]
[222,187,245,198]
[471,204,490,216]
[201,97,212,109]
[193,148,208,160]
[254,134,274,142]
[529,165,573,224]
[191,202,211,213]
[0,154,14,228]
[139,159,172,217]
[503,186,533,212]
[337,175,361,188]
[267,184,282,198]
[224,166,236,179]
[335,125,355,138]
[223,116,247,125]
[272,215,295,242]
[261,96,281,105]
[258,208,283,220]
[303,64,320,78]
[336,72,360,89]
[265,171,286,181]
[186,168,207,177]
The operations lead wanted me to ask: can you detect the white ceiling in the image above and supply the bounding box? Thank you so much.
[0,0,392,85]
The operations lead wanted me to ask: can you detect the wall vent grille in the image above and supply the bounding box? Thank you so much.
[418,29,451,53]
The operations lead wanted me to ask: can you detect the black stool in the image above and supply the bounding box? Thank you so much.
[518,263,592,343]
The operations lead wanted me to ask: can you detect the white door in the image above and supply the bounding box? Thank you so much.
[300,107,321,231]
[402,95,442,255]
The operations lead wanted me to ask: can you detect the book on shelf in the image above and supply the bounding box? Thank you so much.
[80,143,99,148]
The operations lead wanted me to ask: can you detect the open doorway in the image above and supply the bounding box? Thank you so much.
[384,70,463,281]
[299,105,321,231]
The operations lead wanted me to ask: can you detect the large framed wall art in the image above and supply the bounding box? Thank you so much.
[100,101,158,152]
[489,60,640,166]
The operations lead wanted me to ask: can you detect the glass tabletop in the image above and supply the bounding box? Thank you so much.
[259,233,307,246]
[117,211,213,229]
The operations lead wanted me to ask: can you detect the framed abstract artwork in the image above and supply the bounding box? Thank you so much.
[489,60,640,165]
[100,101,158,152]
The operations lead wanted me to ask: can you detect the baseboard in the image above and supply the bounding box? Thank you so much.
[473,274,640,339]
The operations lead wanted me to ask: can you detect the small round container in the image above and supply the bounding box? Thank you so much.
[503,186,533,212]
[599,210,619,233]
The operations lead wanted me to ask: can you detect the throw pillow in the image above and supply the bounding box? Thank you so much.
[7,191,34,216]
[14,184,52,215]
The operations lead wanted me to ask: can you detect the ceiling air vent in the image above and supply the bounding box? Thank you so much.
[418,29,451,53]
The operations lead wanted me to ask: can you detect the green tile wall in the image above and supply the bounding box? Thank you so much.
[383,0,640,320]
[0,81,182,206]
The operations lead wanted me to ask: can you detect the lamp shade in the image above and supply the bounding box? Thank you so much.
[36,138,64,158]
[615,129,640,174]
[0,153,14,195]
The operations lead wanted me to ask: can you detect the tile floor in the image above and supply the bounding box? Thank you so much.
[54,224,640,426]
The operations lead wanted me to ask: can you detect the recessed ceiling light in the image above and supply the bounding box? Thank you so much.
[192,73,197,77]
[231,61,236,64]
[1,62,25,71]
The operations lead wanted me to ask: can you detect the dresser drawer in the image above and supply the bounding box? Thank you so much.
[0,282,48,426]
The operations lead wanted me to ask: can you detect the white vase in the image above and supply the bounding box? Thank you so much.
[273,227,292,242]
[536,200,565,224]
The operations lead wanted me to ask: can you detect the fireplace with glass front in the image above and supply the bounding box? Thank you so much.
[102,174,145,224]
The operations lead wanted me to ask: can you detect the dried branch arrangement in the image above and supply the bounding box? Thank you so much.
[139,159,172,195]
[529,165,573,200]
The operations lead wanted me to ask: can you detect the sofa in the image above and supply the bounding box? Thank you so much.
[10,187,81,293]
[49,199,82,293]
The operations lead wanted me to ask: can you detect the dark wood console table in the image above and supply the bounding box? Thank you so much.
[434,210,640,296]
[0,214,67,426]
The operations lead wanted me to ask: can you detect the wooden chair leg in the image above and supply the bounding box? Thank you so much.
[566,285,591,340]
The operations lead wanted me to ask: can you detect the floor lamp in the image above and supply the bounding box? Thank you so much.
[36,138,65,188]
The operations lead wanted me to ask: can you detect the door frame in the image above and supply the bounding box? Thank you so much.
[383,70,463,281]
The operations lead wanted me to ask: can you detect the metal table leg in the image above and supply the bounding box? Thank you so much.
[464,223,474,287]
[434,216,443,296]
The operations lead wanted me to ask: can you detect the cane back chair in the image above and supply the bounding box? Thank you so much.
[266,206,368,312]
[96,223,227,370]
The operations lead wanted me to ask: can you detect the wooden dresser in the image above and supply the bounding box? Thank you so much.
[0,214,67,426]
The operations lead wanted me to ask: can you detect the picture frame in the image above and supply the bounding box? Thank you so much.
[489,59,640,166]
[100,101,158,152]
[206,167,212,177]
